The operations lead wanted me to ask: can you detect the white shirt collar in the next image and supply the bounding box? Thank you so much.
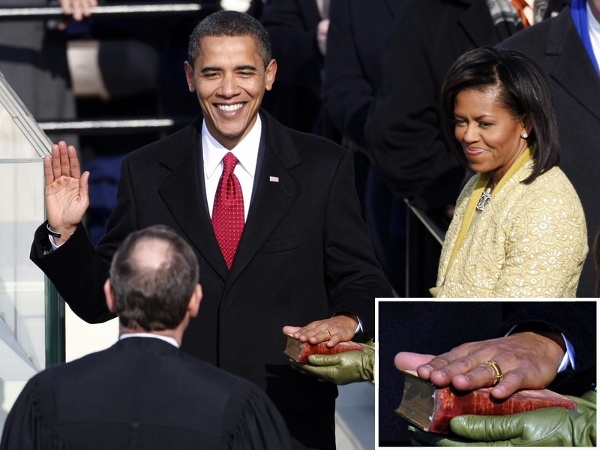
[202,116,262,182]
[119,333,180,348]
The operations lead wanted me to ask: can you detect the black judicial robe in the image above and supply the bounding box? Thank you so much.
[0,337,291,450]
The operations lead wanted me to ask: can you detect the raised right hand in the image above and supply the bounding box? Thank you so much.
[45,141,90,245]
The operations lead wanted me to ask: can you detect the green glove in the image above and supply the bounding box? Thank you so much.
[292,341,375,385]
[422,391,596,447]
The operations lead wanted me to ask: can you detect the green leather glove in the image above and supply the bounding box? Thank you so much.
[417,390,596,447]
[292,341,375,385]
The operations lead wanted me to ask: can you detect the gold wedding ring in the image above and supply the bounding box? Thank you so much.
[325,329,332,341]
[483,360,503,386]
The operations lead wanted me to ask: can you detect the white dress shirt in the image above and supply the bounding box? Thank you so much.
[202,116,262,221]
[524,0,535,25]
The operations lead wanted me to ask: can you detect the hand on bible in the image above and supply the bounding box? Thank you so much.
[415,391,596,447]
[283,313,358,347]
[395,331,565,399]
[45,141,90,245]
[295,341,375,385]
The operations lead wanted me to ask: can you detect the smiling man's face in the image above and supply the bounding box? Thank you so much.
[184,35,277,150]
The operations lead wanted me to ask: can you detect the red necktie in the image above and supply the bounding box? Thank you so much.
[212,152,245,269]
[511,0,530,27]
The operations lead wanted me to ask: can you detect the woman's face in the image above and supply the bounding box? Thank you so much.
[453,87,529,186]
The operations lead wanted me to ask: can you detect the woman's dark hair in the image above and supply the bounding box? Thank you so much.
[441,46,559,184]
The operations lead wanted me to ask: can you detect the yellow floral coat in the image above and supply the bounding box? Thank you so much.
[433,151,587,298]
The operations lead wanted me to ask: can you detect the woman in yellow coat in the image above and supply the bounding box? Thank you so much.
[432,47,587,297]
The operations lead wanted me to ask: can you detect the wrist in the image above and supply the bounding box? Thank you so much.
[514,330,566,370]
[46,222,77,244]
[512,322,567,354]
[334,312,359,331]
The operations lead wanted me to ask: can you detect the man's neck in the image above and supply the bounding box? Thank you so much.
[119,326,184,347]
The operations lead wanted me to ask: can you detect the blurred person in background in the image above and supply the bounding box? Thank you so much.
[321,0,406,295]
[365,0,568,295]
[500,0,600,296]
[260,0,331,136]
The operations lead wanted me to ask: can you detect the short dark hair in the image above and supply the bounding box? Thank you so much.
[109,225,199,331]
[188,10,272,67]
[441,46,559,184]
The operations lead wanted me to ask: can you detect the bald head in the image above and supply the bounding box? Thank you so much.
[109,225,200,331]
[129,238,175,271]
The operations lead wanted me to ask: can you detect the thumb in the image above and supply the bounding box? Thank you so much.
[450,414,524,441]
[282,326,301,335]
[80,171,90,201]
[307,354,343,367]
[394,352,435,372]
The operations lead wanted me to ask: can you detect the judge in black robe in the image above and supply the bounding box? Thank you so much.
[2,225,291,450]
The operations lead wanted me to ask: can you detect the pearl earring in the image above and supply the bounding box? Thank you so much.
[522,133,528,139]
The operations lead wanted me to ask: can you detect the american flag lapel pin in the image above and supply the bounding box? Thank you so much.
[269,176,280,183]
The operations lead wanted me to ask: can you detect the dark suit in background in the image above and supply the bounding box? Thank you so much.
[322,0,406,294]
[260,0,326,134]
[323,0,403,148]
[1,338,290,450]
[31,111,390,449]
[501,3,600,297]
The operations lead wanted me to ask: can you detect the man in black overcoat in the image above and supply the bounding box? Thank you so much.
[30,10,391,450]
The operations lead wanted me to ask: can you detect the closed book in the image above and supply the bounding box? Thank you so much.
[395,369,577,435]
[283,335,363,363]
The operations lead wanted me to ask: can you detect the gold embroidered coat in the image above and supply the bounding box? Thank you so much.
[433,155,587,298]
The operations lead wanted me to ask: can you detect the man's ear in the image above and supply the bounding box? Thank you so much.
[188,284,202,318]
[104,279,117,313]
[265,59,277,92]
[184,61,195,92]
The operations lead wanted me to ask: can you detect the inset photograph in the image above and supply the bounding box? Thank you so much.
[377,300,596,447]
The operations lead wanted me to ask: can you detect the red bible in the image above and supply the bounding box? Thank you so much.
[283,335,364,363]
[396,369,577,435]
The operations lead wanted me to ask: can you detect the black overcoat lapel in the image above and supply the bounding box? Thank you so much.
[227,114,301,285]
[157,120,230,280]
